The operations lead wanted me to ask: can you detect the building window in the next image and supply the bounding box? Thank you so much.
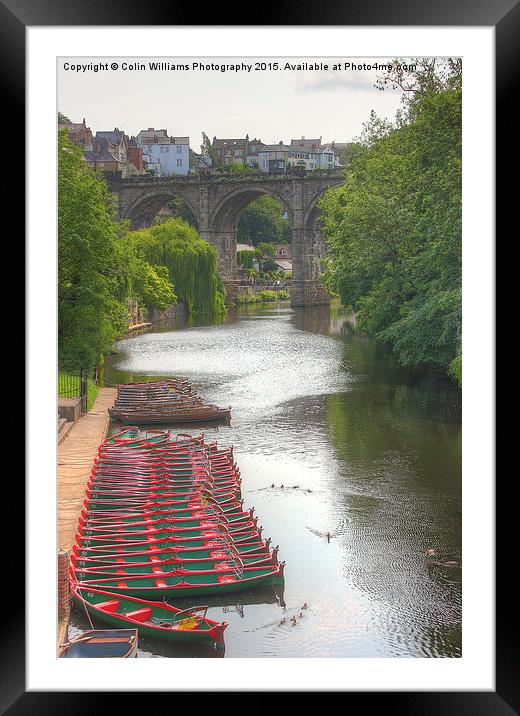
[165,146,169,153]
[177,145,182,153]
[177,159,183,167]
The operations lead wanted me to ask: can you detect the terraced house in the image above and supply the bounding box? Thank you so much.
[58,117,93,151]
[136,128,190,176]
[212,135,264,167]
[288,137,322,170]
[258,141,290,172]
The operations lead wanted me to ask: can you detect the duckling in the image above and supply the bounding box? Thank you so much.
[425,548,436,557]
[271,483,275,488]
[301,603,308,610]
[290,615,297,625]
[298,612,304,619]
[278,617,286,626]
[280,484,284,489]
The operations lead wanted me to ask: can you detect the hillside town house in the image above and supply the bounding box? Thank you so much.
[212,135,264,168]
[319,142,343,170]
[137,129,190,176]
[58,117,93,151]
[258,142,290,172]
[127,138,147,176]
[83,138,127,176]
[273,243,293,274]
[95,128,129,166]
[288,137,323,170]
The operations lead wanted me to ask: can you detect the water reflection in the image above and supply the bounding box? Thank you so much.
[101,301,461,657]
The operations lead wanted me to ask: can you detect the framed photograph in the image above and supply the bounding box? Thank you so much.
[14,0,504,709]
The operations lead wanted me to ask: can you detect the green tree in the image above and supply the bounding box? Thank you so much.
[59,130,177,370]
[337,142,365,167]
[58,111,71,124]
[320,61,461,383]
[237,195,291,246]
[228,162,255,173]
[127,218,226,316]
[257,242,276,258]
[200,132,217,164]
[58,131,128,370]
[237,249,259,270]
[153,197,197,228]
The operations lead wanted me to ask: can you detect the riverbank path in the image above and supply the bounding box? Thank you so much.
[58,387,116,550]
[57,387,116,648]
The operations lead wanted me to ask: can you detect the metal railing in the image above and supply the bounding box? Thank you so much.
[58,368,97,415]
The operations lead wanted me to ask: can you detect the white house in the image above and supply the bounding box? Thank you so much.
[288,137,322,170]
[136,128,190,176]
[319,143,343,170]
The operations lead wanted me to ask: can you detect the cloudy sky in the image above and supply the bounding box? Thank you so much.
[58,56,405,147]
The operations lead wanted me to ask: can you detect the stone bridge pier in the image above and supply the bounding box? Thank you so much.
[108,171,344,307]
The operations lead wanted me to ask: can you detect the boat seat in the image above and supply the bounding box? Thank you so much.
[96,600,120,613]
[125,608,152,622]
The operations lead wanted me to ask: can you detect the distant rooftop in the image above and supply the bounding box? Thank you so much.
[290,137,322,149]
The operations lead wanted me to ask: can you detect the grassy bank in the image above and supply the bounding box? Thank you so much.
[236,289,289,305]
[58,371,99,412]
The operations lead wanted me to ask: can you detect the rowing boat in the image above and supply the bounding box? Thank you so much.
[59,628,138,658]
[71,562,285,598]
[71,586,227,649]
[109,380,232,425]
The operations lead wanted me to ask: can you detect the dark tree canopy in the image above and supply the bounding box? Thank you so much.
[237,195,291,246]
[320,59,462,383]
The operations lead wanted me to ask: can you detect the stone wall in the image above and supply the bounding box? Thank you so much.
[147,302,188,324]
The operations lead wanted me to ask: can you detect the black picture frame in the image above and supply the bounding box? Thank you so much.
[12,1,504,711]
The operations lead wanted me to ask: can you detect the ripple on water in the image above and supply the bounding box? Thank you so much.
[115,317,351,419]
[104,306,462,659]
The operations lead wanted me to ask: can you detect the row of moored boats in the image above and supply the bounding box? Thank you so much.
[108,379,231,424]
[67,426,285,651]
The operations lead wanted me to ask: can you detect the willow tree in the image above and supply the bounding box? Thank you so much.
[128,218,226,316]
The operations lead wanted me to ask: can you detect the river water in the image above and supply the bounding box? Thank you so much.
[70,302,462,658]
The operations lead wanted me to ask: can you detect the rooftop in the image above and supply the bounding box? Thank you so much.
[96,129,127,145]
[290,137,322,149]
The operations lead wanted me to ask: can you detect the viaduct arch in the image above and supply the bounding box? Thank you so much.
[108,171,344,307]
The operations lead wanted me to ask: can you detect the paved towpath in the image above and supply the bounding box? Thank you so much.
[57,387,116,650]
[58,387,116,550]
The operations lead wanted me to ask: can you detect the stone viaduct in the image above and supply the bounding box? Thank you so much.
[107,171,344,306]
